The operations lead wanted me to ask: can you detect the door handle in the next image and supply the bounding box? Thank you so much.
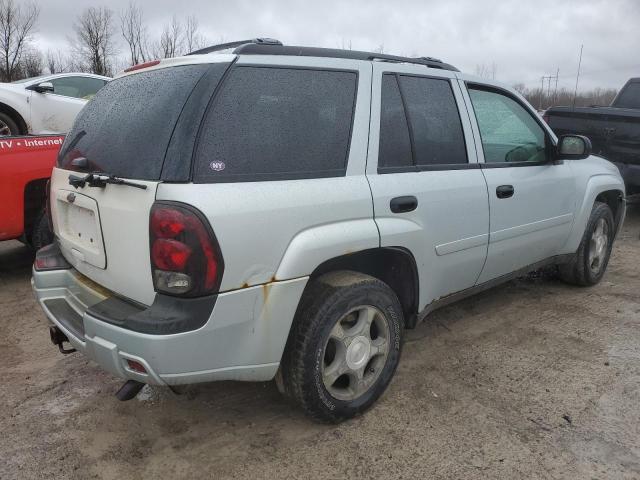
[496,185,514,199]
[390,196,418,213]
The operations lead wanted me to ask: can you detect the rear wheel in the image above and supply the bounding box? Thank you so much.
[558,201,614,286]
[280,271,403,423]
[0,112,19,136]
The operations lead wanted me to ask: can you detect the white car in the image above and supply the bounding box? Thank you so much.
[0,72,110,136]
[32,40,626,422]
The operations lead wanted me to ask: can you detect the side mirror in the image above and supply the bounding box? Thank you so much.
[27,81,54,94]
[557,135,592,160]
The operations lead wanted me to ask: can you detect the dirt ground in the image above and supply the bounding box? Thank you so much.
[1,201,639,480]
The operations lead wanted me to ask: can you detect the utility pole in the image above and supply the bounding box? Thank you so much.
[573,44,584,108]
[539,71,559,109]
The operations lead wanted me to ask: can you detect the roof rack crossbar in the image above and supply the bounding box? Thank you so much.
[188,38,282,56]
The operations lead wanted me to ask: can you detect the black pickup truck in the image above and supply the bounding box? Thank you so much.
[545,78,640,195]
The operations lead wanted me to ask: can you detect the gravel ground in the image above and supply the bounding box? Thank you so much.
[1,200,639,480]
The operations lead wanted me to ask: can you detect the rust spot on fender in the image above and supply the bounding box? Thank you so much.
[240,282,250,289]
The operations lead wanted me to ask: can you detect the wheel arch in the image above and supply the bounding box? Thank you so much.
[595,189,625,237]
[308,247,420,328]
[0,101,28,134]
[23,177,49,237]
[563,174,625,253]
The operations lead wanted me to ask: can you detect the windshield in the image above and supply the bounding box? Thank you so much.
[58,64,227,180]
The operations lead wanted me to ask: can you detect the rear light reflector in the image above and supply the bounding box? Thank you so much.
[126,360,147,374]
[149,202,224,297]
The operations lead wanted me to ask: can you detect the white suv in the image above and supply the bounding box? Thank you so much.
[32,39,626,422]
[0,72,109,135]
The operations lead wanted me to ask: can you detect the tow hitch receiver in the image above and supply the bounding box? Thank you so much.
[49,326,76,354]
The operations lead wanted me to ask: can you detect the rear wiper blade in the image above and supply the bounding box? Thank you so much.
[68,173,148,190]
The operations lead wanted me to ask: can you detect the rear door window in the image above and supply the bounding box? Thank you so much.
[58,64,225,180]
[398,75,468,167]
[378,74,413,171]
[193,66,357,183]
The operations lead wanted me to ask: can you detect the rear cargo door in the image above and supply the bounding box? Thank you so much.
[50,60,231,306]
[51,169,159,305]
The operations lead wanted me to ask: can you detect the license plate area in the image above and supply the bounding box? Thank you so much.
[55,190,106,269]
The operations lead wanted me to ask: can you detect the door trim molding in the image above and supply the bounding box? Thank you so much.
[490,213,573,244]
[435,233,488,256]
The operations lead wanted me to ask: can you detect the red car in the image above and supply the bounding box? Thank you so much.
[0,135,64,249]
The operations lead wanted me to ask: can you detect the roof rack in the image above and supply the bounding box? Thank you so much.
[188,38,458,72]
[187,38,282,56]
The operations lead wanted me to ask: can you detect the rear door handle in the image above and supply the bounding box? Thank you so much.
[496,185,514,199]
[390,196,418,213]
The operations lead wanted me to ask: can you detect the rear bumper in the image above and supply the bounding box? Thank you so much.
[32,262,308,385]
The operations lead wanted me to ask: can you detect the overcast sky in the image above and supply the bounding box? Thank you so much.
[32,0,640,90]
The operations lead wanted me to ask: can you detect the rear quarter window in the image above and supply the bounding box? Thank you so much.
[58,64,219,180]
[613,82,640,109]
[193,66,358,183]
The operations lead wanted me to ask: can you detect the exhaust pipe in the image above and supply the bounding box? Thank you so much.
[49,326,76,354]
[116,380,145,401]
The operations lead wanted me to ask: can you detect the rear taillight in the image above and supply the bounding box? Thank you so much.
[149,202,224,297]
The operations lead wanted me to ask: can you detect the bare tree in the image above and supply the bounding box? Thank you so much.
[46,49,71,74]
[184,14,205,54]
[120,1,149,65]
[475,62,497,80]
[19,48,41,77]
[72,7,116,76]
[0,0,39,81]
[158,15,183,58]
[512,82,527,95]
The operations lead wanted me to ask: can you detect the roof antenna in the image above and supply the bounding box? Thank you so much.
[572,44,583,108]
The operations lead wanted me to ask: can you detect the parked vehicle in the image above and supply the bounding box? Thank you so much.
[32,39,626,422]
[0,134,63,249]
[545,78,640,195]
[0,73,110,136]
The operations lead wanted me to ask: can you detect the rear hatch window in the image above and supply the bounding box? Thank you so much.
[57,64,219,180]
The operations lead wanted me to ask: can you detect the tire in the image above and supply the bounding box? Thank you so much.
[0,112,20,136]
[558,201,614,286]
[280,271,403,423]
[29,209,53,251]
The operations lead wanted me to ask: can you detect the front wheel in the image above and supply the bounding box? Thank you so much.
[280,271,403,423]
[558,201,614,286]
